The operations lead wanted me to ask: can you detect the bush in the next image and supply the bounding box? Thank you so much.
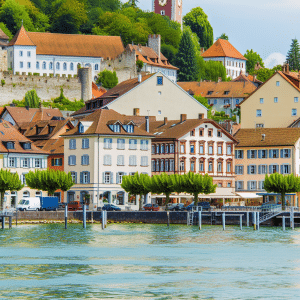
[28,72,32,76]
[15,72,19,75]
[96,69,118,89]
[1,79,5,87]
[49,74,53,78]
[33,73,39,76]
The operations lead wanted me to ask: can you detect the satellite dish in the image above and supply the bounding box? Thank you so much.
[211,110,216,116]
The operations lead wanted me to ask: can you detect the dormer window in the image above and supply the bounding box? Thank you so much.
[114,124,120,132]
[207,91,213,95]
[79,123,84,133]
[78,121,93,133]
[86,103,91,110]
[36,126,42,135]
[22,143,31,150]
[48,126,54,134]
[6,142,15,149]
[224,91,229,95]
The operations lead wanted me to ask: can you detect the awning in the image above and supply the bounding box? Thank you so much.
[256,193,296,196]
[236,192,263,199]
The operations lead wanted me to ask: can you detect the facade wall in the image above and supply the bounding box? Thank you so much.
[107,74,207,121]
[0,49,7,72]
[144,64,177,82]
[64,135,152,210]
[241,73,300,128]
[48,154,65,202]
[207,97,244,114]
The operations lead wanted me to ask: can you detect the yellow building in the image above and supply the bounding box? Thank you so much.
[240,70,300,129]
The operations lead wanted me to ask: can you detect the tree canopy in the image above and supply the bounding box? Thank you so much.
[96,69,118,89]
[216,33,228,40]
[244,49,265,74]
[25,89,41,108]
[286,39,300,71]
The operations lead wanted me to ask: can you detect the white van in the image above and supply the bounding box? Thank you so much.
[17,197,41,211]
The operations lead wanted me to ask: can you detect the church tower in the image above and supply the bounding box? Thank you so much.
[153,0,183,26]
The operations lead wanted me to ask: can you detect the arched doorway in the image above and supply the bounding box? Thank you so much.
[80,191,89,204]
[116,191,125,205]
[23,191,30,198]
[102,191,111,204]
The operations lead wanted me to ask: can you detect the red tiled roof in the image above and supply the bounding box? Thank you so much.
[92,82,107,99]
[41,137,64,154]
[201,39,247,60]
[8,25,35,46]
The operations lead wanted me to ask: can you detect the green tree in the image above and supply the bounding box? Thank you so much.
[264,173,300,210]
[25,169,74,196]
[96,69,118,89]
[175,28,198,81]
[183,7,214,49]
[121,172,151,211]
[161,44,177,66]
[0,169,23,210]
[0,22,12,39]
[25,89,41,108]
[244,49,265,74]
[181,172,216,206]
[87,0,121,12]
[286,39,300,71]
[201,59,227,82]
[253,65,281,82]
[0,0,35,34]
[216,33,228,40]
[136,59,143,72]
[194,94,210,109]
[50,0,88,34]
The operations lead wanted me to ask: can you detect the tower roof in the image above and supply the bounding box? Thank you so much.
[202,39,247,60]
[8,25,35,46]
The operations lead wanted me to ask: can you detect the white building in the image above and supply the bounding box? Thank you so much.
[62,109,153,211]
[201,39,247,79]
[7,26,125,80]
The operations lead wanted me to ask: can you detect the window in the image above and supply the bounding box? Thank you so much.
[71,172,77,183]
[218,145,222,155]
[165,160,169,172]
[160,144,165,154]
[20,62,23,68]
[190,160,195,172]
[258,150,268,159]
[68,155,76,166]
[104,172,111,184]
[247,150,257,159]
[6,142,15,150]
[258,181,264,190]
[260,98,264,104]
[156,160,160,172]
[129,155,137,166]
[69,139,76,149]
[190,130,195,137]
[129,139,137,150]
[27,62,31,70]
[190,143,195,154]
[42,61,46,70]
[217,161,222,173]
[19,51,23,57]
[295,97,299,103]
[152,159,156,171]
[236,181,244,190]
[276,81,280,86]
[208,145,213,155]
[69,63,73,71]
[35,158,42,168]
[141,140,149,151]
[256,109,262,117]
[63,63,67,71]
[199,128,204,136]
[82,138,89,149]
[117,172,125,184]
[269,149,279,158]
[180,160,185,172]
[27,51,31,57]
[274,97,278,103]
[95,64,99,71]
[157,76,163,85]
[160,10,165,15]
[217,131,222,138]
[199,160,204,172]
[103,155,112,166]
[248,181,257,190]
[235,150,244,159]
[117,139,125,150]
[292,109,297,116]
[141,156,148,167]
[165,144,169,153]
[214,99,218,105]
[180,143,185,154]
[51,158,62,166]
[158,110,162,115]
[8,157,16,168]
[208,129,213,137]
[281,164,291,174]
[56,62,60,70]
[170,159,175,172]
[208,161,213,172]
[49,62,53,70]
[281,149,291,158]
[36,62,39,69]
[104,138,112,149]
[199,143,204,154]
[117,155,125,166]
[235,165,244,175]
[227,161,232,173]
[227,144,232,155]
[21,174,27,185]
[256,124,264,128]
[258,165,268,174]
[248,165,256,174]
[269,164,279,174]
[22,158,29,168]
[156,144,160,154]
[170,144,174,153]
[152,144,155,154]
[81,172,90,184]
[81,155,89,165]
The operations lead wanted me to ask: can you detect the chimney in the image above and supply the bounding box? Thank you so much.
[261,134,266,141]
[148,34,161,60]
[164,117,168,125]
[286,63,289,73]
[180,114,187,123]
[78,67,92,101]
[198,113,204,119]
[145,116,149,132]
[253,74,257,81]
[138,73,142,83]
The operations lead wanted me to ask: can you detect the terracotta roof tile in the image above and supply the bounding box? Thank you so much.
[177,81,256,98]
[234,128,300,147]
[92,82,107,99]
[63,109,153,137]
[8,25,35,46]
[41,137,64,154]
[202,39,247,60]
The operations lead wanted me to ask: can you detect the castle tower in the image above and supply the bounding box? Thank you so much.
[153,0,182,26]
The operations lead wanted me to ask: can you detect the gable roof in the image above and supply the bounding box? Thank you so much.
[201,39,247,60]
[177,81,256,98]
[62,109,153,137]
[139,118,237,142]
[0,120,48,154]
[9,26,125,59]
[234,128,300,147]
[41,137,64,155]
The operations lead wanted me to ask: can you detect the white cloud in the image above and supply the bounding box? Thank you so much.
[264,53,286,69]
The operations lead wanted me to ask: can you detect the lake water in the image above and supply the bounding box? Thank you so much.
[0,223,300,299]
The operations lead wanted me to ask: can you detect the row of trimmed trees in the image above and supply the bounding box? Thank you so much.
[121,172,217,211]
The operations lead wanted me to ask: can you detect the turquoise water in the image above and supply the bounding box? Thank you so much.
[0,224,300,299]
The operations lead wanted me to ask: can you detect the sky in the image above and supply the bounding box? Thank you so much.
[121,0,300,68]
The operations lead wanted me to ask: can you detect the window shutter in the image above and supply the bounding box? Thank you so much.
[109,155,111,165]
[68,156,71,165]
[81,155,84,165]
[276,165,279,173]
[254,165,257,174]
[51,159,54,166]
[269,150,272,158]
[247,165,250,174]
[280,165,283,174]
[235,150,237,157]
[87,172,90,184]
[241,166,244,174]
[87,139,89,148]
[254,151,257,159]
[235,166,238,174]
[3,156,7,168]
[269,165,272,174]
[258,165,261,174]
[74,172,77,184]
[102,172,105,184]
[247,150,250,159]
[42,158,46,169]
[110,172,114,184]
[258,150,262,159]
[288,164,291,174]
[288,149,291,158]
[247,181,250,190]
[280,149,283,158]
[80,172,83,184]
[16,158,20,168]
[116,173,119,184]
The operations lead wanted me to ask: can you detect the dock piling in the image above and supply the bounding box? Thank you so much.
[167,211,170,227]
[283,216,286,231]
[9,216,12,229]
[222,213,225,230]
[83,204,86,229]
[198,211,202,230]
[246,212,249,227]
[64,203,68,230]
[240,215,243,230]
[257,212,260,231]
[253,212,256,230]
[1,216,4,229]
[290,207,294,230]
[102,210,105,230]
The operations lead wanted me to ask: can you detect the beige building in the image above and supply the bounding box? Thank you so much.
[72,72,208,121]
[62,109,153,211]
[0,120,48,208]
[234,128,300,206]
[240,70,300,129]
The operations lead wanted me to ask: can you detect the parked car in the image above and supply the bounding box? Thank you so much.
[167,203,178,210]
[68,201,82,211]
[143,204,160,211]
[17,197,40,211]
[171,203,185,211]
[186,201,211,211]
[102,204,121,211]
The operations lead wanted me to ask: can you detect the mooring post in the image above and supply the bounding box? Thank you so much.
[283,216,286,231]
[9,216,12,229]
[240,215,243,230]
[15,209,18,226]
[64,203,68,230]
[198,211,202,230]
[101,210,105,230]
[222,213,225,230]
[290,207,294,230]
[246,212,249,227]
[2,216,4,229]
[167,211,170,227]
[83,204,86,229]
[257,212,260,231]
[253,211,256,230]
[105,211,107,228]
